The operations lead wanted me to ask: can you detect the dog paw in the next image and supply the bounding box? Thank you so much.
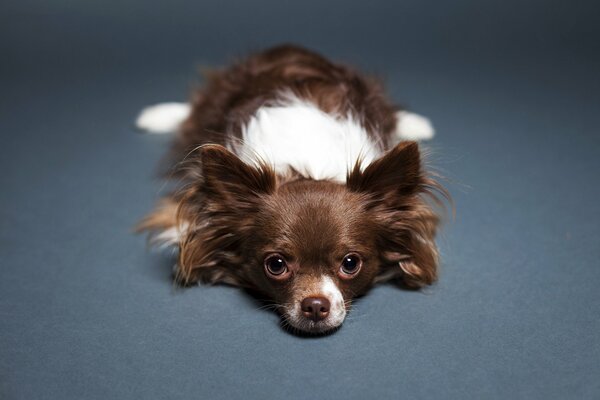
[394,111,435,141]
[135,102,191,134]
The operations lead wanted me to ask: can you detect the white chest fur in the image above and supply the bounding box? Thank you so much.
[236,97,382,182]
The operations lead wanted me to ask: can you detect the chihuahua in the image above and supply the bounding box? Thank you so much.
[136,45,447,334]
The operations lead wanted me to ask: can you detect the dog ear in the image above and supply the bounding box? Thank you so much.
[348,141,444,288]
[379,203,440,288]
[200,144,276,206]
[347,141,422,201]
[175,145,276,286]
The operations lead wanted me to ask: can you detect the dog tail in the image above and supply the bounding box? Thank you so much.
[394,111,435,141]
[135,102,191,134]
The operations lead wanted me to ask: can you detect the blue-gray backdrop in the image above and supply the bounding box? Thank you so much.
[1,1,599,399]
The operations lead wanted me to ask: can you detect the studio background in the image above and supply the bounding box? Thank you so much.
[1,1,599,399]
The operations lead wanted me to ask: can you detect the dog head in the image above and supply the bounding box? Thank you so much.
[170,141,443,334]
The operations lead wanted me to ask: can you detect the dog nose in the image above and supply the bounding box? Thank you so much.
[301,296,330,322]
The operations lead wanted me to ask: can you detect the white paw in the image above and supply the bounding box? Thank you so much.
[394,111,435,141]
[135,102,191,134]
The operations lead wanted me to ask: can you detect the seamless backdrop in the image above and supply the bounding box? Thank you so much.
[1,1,599,399]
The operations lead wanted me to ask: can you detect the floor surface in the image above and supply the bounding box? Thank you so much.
[1,1,599,399]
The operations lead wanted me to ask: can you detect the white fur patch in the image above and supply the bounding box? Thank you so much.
[320,276,346,326]
[236,96,382,182]
[394,111,435,141]
[136,102,190,134]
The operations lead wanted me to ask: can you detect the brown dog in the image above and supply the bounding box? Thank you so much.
[137,45,447,334]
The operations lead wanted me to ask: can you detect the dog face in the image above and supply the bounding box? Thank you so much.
[171,142,442,334]
[246,180,380,333]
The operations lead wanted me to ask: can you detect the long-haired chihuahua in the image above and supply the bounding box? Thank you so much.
[136,45,448,334]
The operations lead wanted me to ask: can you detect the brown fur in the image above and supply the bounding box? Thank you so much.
[137,198,178,235]
[138,45,449,332]
[167,45,400,178]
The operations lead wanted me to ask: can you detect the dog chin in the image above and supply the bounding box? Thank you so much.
[284,316,344,334]
[282,307,347,334]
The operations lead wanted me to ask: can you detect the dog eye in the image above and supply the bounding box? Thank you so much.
[340,253,362,276]
[264,254,288,277]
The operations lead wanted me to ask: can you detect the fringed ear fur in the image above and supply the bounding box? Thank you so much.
[347,141,422,200]
[135,198,182,247]
[175,145,277,285]
[136,145,277,286]
[347,141,448,288]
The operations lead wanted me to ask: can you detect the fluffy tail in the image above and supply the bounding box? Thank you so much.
[136,102,191,134]
[394,111,435,141]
